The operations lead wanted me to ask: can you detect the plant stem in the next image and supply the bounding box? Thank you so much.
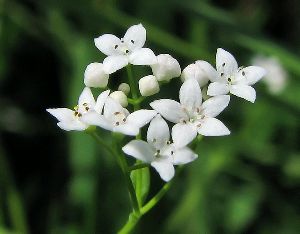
[129,163,149,172]
[117,212,140,234]
[126,64,140,110]
[141,166,184,215]
[89,131,140,215]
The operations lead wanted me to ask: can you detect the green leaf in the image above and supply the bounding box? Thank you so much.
[130,165,150,207]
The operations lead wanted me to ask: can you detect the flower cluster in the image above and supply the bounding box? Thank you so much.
[47,24,266,182]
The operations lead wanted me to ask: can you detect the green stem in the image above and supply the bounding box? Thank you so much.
[117,212,140,234]
[129,163,149,172]
[126,64,140,110]
[89,131,140,215]
[141,166,184,215]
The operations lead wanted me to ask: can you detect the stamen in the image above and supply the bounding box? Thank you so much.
[242,71,245,76]
[115,122,120,126]
[222,63,226,67]
[85,107,89,111]
[152,138,157,143]
[122,118,126,122]
[125,49,129,54]
[227,77,232,82]
[78,113,82,117]
[166,140,171,145]
[221,72,224,76]
[83,103,88,106]
[131,39,134,43]
[114,45,118,49]
[171,151,174,155]
[114,112,121,115]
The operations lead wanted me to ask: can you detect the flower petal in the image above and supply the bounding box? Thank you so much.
[216,48,238,76]
[122,140,155,162]
[103,97,125,119]
[172,147,198,165]
[47,108,74,122]
[123,24,146,51]
[81,112,113,131]
[114,123,139,136]
[94,90,110,114]
[202,95,230,118]
[127,109,157,128]
[150,99,186,123]
[195,60,219,82]
[147,115,170,149]
[230,84,256,103]
[103,55,128,74]
[179,79,202,110]
[94,34,121,56]
[129,48,157,65]
[78,87,96,108]
[236,66,266,85]
[207,82,230,96]
[57,120,87,131]
[197,117,230,136]
[172,123,197,148]
[151,159,175,182]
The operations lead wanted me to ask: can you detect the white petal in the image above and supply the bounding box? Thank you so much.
[114,123,139,136]
[179,79,202,109]
[237,66,267,85]
[129,48,157,65]
[94,34,121,56]
[81,112,113,131]
[78,87,96,107]
[150,99,186,123]
[47,108,74,122]
[147,115,170,149]
[123,24,146,51]
[195,60,219,83]
[103,55,128,74]
[172,147,198,165]
[103,97,124,119]
[94,90,110,114]
[216,48,238,76]
[202,95,230,118]
[230,84,256,103]
[207,82,229,96]
[127,109,157,128]
[122,140,155,162]
[151,54,181,81]
[172,123,197,148]
[197,117,230,136]
[57,120,87,131]
[84,63,109,88]
[151,159,175,182]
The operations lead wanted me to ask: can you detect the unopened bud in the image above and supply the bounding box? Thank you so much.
[138,75,160,96]
[151,54,181,81]
[181,61,214,87]
[84,63,109,88]
[118,83,130,95]
[110,91,128,107]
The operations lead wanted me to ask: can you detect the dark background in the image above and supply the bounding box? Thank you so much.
[0,0,300,233]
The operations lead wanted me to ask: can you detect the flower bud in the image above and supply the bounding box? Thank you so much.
[118,83,130,95]
[84,63,109,88]
[151,54,181,81]
[138,75,160,96]
[181,61,213,87]
[110,91,128,107]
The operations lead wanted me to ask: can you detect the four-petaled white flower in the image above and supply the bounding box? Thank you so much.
[207,48,266,103]
[94,24,157,74]
[151,79,230,148]
[122,115,198,181]
[47,87,110,131]
[82,97,157,136]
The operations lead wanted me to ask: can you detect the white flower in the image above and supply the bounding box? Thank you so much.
[110,91,128,107]
[139,75,160,96]
[82,97,157,136]
[122,115,198,181]
[84,63,109,88]
[94,24,157,74]
[47,88,109,131]
[151,79,230,148]
[252,55,287,94]
[181,61,214,87]
[207,48,266,103]
[118,83,130,95]
[151,54,181,81]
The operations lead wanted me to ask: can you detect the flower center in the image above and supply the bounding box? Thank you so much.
[113,111,127,126]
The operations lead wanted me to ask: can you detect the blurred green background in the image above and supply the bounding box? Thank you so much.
[0,0,300,233]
